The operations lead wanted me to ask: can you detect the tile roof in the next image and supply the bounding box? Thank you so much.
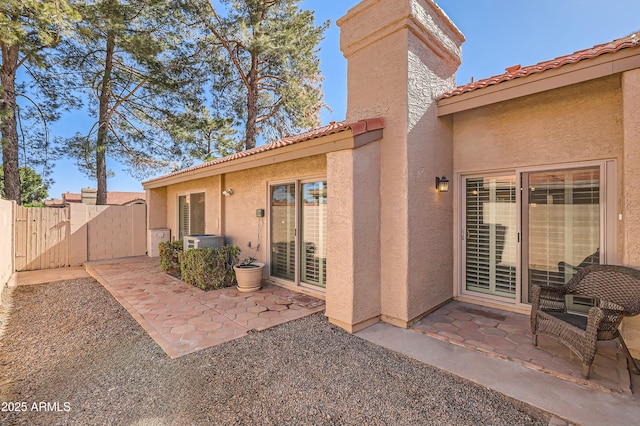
[63,192,82,202]
[105,192,146,205]
[44,198,65,207]
[440,32,640,100]
[61,191,145,205]
[144,118,384,184]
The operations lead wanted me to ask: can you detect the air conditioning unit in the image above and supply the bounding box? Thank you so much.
[183,234,225,250]
[148,228,170,257]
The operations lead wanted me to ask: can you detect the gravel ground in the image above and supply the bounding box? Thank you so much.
[0,278,549,425]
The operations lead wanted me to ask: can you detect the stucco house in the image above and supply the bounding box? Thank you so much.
[143,0,640,354]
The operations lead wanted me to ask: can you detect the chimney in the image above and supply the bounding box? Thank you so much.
[81,187,98,205]
[337,0,464,326]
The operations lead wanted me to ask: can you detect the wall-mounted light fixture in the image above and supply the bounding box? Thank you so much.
[435,176,449,192]
[222,189,233,197]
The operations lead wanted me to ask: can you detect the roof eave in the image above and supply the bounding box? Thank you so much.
[437,47,640,116]
[143,127,381,190]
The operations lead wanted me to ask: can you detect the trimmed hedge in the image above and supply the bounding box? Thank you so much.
[159,240,183,274]
[179,245,241,291]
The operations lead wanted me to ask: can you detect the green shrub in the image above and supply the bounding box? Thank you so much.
[159,240,183,274]
[179,245,241,291]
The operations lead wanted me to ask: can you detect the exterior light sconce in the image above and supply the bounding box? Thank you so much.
[222,189,233,197]
[435,176,449,192]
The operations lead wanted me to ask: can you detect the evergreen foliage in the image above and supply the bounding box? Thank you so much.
[57,0,207,204]
[158,239,184,275]
[0,0,79,204]
[179,245,241,291]
[0,166,49,205]
[192,0,328,151]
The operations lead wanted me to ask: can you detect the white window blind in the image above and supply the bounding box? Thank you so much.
[465,176,517,298]
[301,181,327,288]
[527,168,600,291]
[178,193,205,239]
[179,195,189,239]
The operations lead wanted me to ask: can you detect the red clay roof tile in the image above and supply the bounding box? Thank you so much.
[61,191,145,205]
[144,118,384,184]
[440,32,640,100]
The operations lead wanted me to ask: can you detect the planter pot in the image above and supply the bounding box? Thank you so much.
[233,262,265,292]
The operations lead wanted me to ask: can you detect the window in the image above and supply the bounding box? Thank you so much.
[464,176,517,299]
[178,192,205,239]
[270,179,327,289]
[460,161,614,307]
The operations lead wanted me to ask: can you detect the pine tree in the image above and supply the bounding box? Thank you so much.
[0,0,79,204]
[60,0,206,204]
[194,0,328,151]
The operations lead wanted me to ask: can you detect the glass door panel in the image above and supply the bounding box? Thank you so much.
[300,181,327,288]
[522,167,600,303]
[270,184,296,280]
[464,176,517,299]
[190,192,205,235]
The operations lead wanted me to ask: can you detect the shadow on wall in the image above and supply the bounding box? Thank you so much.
[10,203,147,272]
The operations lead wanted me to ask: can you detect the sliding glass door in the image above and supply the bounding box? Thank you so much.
[300,181,327,288]
[462,163,607,305]
[270,184,296,280]
[464,176,517,299]
[270,179,327,289]
[521,167,600,303]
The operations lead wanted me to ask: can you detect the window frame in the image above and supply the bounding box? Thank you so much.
[176,190,206,240]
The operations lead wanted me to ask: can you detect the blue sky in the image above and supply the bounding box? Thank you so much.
[46,0,640,198]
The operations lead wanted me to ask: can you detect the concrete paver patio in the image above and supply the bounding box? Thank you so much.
[84,257,325,358]
[412,300,631,394]
[9,259,631,396]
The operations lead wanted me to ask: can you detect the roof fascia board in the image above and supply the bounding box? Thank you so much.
[354,129,383,148]
[437,48,640,116]
[144,130,358,189]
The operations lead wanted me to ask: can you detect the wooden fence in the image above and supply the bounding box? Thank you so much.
[15,206,70,271]
[12,204,146,272]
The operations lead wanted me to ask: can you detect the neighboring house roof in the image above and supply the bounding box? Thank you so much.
[104,192,146,205]
[440,32,640,100]
[62,192,82,203]
[143,118,384,187]
[44,199,65,207]
[59,191,146,206]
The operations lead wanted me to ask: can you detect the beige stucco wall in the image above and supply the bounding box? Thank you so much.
[620,68,640,357]
[160,156,326,275]
[326,142,381,331]
[223,155,326,267]
[147,187,167,231]
[452,75,624,295]
[404,14,460,322]
[339,0,463,328]
[453,76,623,173]
[0,199,15,287]
[451,71,640,356]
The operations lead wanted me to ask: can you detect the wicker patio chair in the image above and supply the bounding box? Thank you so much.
[531,264,640,379]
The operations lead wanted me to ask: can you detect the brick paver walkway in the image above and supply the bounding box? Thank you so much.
[413,301,631,393]
[85,257,325,359]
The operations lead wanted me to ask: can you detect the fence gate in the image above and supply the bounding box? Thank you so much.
[15,206,71,271]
